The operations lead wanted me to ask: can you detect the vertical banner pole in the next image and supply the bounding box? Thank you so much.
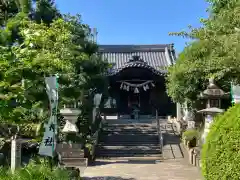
[39,76,58,165]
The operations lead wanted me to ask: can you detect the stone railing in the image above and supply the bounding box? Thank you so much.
[182,136,201,168]
[170,115,202,168]
[84,115,103,164]
[188,147,201,168]
[156,118,163,155]
[169,117,187,136]
[91,121,102,160]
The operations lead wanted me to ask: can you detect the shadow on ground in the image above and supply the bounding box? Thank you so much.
[162,133,181,145]
[83,177,136,180]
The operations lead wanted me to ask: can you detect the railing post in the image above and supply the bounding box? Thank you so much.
[156,110,163,155]
[160,126,163,154]
[156,110,159,133]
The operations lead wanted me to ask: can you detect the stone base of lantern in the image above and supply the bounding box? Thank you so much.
[60,108,80,133]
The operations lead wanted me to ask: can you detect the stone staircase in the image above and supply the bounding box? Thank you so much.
[96,119,162,160]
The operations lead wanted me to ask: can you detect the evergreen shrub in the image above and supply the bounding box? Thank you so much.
[0,160,79,180]
[182,129,199,141]
[201,104,240,179]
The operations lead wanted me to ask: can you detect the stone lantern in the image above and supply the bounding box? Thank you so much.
[60,92,102,133]
[60,103,80,133]
[197,78,229,143]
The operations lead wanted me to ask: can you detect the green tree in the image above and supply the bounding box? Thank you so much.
[0,0,60,26]
[0,0,19,25]
[166,0,240,104]
[34,0,61,25]
[0,1,108,148]
[0,12,108,127]
[0,16,75,122]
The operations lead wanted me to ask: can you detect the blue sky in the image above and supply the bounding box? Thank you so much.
[56,0,209,53]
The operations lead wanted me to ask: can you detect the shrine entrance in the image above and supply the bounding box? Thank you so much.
[105,56,176,118]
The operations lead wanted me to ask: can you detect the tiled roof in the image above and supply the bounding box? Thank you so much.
[99,44,176,76]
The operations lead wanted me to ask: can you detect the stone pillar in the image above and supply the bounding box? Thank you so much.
[189,148,194,165]
[11,136,21,173]
[182,102,189,122]
[202,114,213,143]
[183,104,195,129]
[176,103,182,121]
[92,107,97,123]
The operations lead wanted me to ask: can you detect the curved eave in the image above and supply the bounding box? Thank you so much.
[105,62,167,76]
[198,92,230,99]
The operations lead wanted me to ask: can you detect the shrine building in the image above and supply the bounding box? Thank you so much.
[99,44,177,118]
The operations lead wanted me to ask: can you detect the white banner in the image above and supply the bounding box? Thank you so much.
[39,76,58,157]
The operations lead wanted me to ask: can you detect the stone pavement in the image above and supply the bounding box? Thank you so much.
[82,159,201,180]
[82,120,202,180]
[161,122,185,160]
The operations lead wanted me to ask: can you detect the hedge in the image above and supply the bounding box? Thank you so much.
[182,129,199,141]
[201,104,240,179]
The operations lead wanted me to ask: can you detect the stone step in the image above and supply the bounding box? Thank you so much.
[100,135,158,143]
[102,127,157,131]
[103,124,155,128]
[96,156,162,161]
[103,120,156,125]
[60,158,88,166]
[101,134,158,138]
[104,124,148,127]
[100,142,159,147]
[99,142,159,146]
[99,136,159,141]
[99,145,160,150]
[101,131,158,135]
[97,147,161,154]
[104,122,155,125]
[101,131,158,136]
[98,122,161,159]
[97,152,162,159]
[100,140,159,145]
[103,124,157,129]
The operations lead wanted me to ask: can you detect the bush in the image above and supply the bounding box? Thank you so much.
[0,123,41,139]
[201,104,240,180]
[182,129,199,141]
[0,160,78,180]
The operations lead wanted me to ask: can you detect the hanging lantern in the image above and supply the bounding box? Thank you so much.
[134,87,139,93]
